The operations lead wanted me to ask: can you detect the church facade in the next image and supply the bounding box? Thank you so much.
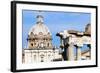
[22,15,62,63]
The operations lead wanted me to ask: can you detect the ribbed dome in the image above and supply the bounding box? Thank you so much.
[28,15,51,36]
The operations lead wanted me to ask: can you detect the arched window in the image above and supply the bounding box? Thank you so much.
[48,43,49,47]
[40,42,44,47]
[40,54,44,62]
[48,54,51,59]
[34,42,36,45]
[41,57,44,62]
[34,55,36,61]
[31,43,33,47]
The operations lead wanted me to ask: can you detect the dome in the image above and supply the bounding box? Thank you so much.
[28,15,51,36]
[27,15,53,49]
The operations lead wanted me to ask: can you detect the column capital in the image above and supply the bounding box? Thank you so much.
[75,43,83,48]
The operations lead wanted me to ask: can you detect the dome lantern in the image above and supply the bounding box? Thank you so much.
[36,15,44,24]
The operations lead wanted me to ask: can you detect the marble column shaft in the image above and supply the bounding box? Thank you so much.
[60,38,63,46]
[76,46,81,60]
[87,44,91,59]
[67,44,74,60]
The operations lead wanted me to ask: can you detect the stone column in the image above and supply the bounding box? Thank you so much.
[67,43,74,60]
[76,45,82,60]
[60,37,65,60]
[60,37,63,47]
[87,44,91,59]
